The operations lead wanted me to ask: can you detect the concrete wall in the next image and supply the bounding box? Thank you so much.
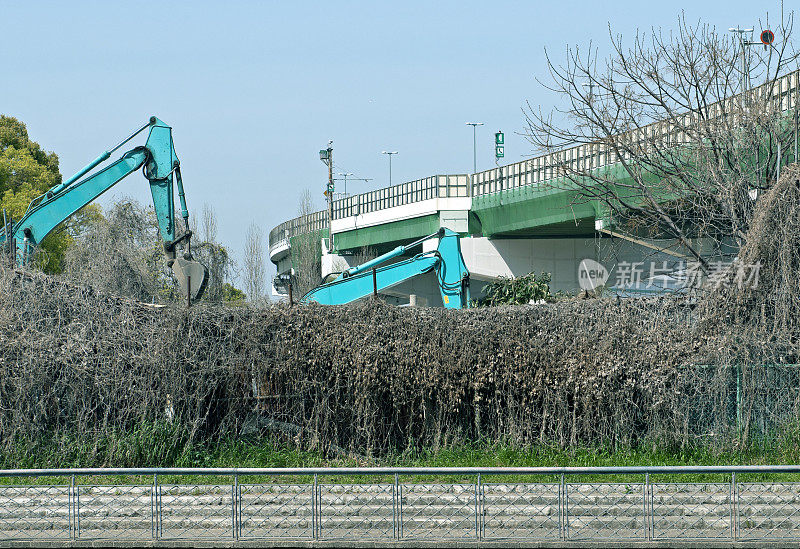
[460,237,597,293]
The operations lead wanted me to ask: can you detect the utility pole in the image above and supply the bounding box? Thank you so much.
[795,108,798,163]
[319,141,333,249]
[728,27,773,100]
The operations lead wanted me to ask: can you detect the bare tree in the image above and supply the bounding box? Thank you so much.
[293,189,322,297]
[62,198,237,304]
[192,242,232,302]
[525,10,800,268]
[64,200,172,302]
[188,203,234,302]
[243,222,266,303]
[201,203,218,243]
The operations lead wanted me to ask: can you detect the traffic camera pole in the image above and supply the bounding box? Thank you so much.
[320,142,334,251]
[328,145,333,250]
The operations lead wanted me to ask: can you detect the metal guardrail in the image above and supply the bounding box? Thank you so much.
[332,174,469,220]
[3,466,800,543]
[268,210,327,253]
[269,176,469,251]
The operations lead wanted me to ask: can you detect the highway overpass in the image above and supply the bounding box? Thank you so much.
[270,71,800,305]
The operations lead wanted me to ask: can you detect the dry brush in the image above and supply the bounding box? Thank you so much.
[3,169,800,463]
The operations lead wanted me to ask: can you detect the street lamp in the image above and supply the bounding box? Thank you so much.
[381,151,398,186]
[465,122,483,174]
[729,26,756,93]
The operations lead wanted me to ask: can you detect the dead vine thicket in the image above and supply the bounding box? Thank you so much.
[2,168,800,463]
[0,274,694,459]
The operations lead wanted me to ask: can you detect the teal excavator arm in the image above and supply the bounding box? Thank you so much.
[0,117,208,300]
[300,228,470,308]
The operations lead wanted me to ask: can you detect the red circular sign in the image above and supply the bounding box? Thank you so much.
[761,30,775,45]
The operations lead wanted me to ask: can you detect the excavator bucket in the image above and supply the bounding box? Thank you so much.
[171,257,209,302]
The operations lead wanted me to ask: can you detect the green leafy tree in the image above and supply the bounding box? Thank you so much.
[221,283,246,303]
[0,115,98,272]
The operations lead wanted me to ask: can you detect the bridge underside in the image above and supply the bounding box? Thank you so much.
[471,185,600,238]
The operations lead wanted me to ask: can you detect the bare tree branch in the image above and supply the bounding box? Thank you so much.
[525,10,799,271]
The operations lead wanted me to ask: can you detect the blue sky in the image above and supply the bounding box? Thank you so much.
[1,0,779,279]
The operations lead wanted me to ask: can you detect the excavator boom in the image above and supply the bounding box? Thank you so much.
[0,117,208,301]
[300,228,470,308]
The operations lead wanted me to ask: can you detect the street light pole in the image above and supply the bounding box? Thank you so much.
[466,122,484,174]
[381,151,398,186]
[729,26,778,185]
[729,26,755,95]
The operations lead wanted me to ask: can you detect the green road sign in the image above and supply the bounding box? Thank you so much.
[495,145,504,158]
[495,131,504,145]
